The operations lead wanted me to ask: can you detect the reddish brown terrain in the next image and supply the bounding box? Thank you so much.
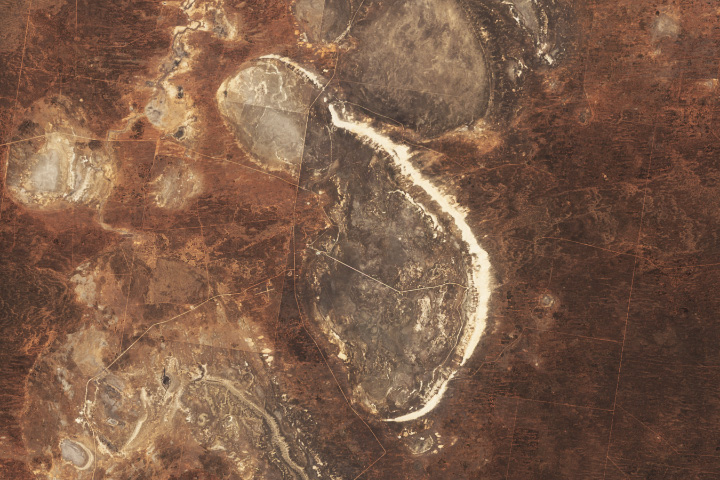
[2,0,720,479]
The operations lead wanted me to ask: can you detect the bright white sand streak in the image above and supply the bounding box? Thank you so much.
[268,56,492,423]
